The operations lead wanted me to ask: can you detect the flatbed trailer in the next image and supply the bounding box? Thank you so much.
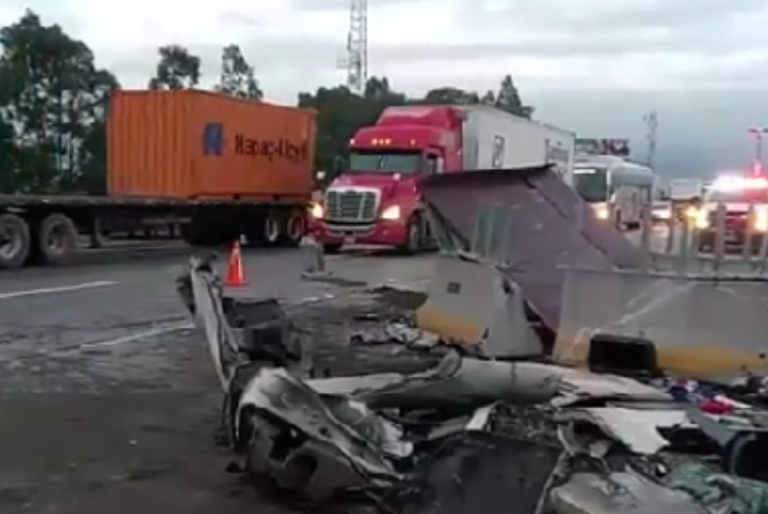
[0,194,307,269]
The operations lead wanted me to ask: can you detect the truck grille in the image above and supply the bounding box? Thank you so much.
[326,190,377,221]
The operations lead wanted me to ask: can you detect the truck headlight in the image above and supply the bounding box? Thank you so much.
[309,202,324,219]
[594,205,609,220]
[694,209,709,229]
[380,205,400,220]
[754,208,768,232]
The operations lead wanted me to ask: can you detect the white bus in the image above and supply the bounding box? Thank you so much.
[573,155,656,230]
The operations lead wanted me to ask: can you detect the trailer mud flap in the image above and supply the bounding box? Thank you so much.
[553,268,768,381]
[414,253,543,358]
[420,166,643,332]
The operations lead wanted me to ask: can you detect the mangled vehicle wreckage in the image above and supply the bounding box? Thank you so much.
[177,256,564,507]
[179,249,768,513]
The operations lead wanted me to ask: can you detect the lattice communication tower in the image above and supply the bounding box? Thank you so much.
[336,0,368,95]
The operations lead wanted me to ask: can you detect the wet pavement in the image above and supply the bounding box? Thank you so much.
[0,248,435,513]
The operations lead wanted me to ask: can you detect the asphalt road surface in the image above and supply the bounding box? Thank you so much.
[0,247,436,514]
[0,222,759,513]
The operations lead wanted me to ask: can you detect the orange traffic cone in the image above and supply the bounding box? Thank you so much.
[225,240,246,287]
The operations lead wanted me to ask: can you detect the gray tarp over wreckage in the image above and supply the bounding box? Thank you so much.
[420,165,645,331]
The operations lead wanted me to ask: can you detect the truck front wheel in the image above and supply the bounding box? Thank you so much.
[0,213,31,269]
[36,213,77,266]
[399,215,422,255]
[322,243,342,254]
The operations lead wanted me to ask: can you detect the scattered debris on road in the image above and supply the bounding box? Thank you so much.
[173,167,768,513]
[179,247,768,514]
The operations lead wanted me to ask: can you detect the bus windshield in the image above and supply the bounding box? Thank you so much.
[348,151,422,174]
[574,168,609,203]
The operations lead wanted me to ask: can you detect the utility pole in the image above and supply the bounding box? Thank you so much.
[336,0,368,95]
[643,111,658,168]
[748,126,768,174]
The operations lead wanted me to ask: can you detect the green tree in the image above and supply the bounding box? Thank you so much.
[78,70,120,194]
[419,87,480,105]
[148,45,201,90]
[495,74,533,118]
[0,9,120,193]
[481,90,496,105]
[0,116,18,192]
[216,44,262,100]
[298,76,406,174]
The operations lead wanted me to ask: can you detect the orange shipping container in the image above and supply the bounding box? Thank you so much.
[108,89,316,201]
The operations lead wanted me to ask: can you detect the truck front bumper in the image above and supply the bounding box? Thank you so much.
[309,219,408,247]
[698,228,767,252]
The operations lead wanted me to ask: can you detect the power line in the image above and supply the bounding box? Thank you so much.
[336,0,368,95]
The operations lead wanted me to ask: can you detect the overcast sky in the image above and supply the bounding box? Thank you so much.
[3,0,768,176]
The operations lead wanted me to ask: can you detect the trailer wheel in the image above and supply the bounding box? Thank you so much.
[0,213,31,269]
[280,213,305,247]
[37,213,77,266]
[259,214,281,246]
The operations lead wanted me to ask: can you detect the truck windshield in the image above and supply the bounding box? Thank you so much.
[348,152,422,174]
[574,168,609,203]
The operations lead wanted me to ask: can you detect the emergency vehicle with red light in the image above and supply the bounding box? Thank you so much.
[693,175,768,252]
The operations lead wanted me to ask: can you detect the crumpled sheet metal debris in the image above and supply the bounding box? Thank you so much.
[179,255,304,389]
[311,350,562,410]
[420,165,644,332]
[236,367,402,484]
[557,407,688,454]
[232,355,561,502]
[550,471,709,514]
[414,252,545,358]
[179,256,768,513]
[404,432,562,514]
[554,267,768,380]
[540,364,673,407]
[667,463,768,514]
[179,256,564,505]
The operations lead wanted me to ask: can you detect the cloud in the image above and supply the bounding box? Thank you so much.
[6,0,768,98]
[3,0,768,175]
[462,0,767,32]
[288,0,411,10]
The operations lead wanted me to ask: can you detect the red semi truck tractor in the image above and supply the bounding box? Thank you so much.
[308,104,576,253]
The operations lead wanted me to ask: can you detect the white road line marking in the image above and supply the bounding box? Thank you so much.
[0,280,119,300]
[59,322,195,353]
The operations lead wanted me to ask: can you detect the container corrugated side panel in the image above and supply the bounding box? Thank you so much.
[191,91,315,201]
[108,91,194,199]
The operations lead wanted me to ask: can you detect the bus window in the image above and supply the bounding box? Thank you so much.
[574,168,609,203]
